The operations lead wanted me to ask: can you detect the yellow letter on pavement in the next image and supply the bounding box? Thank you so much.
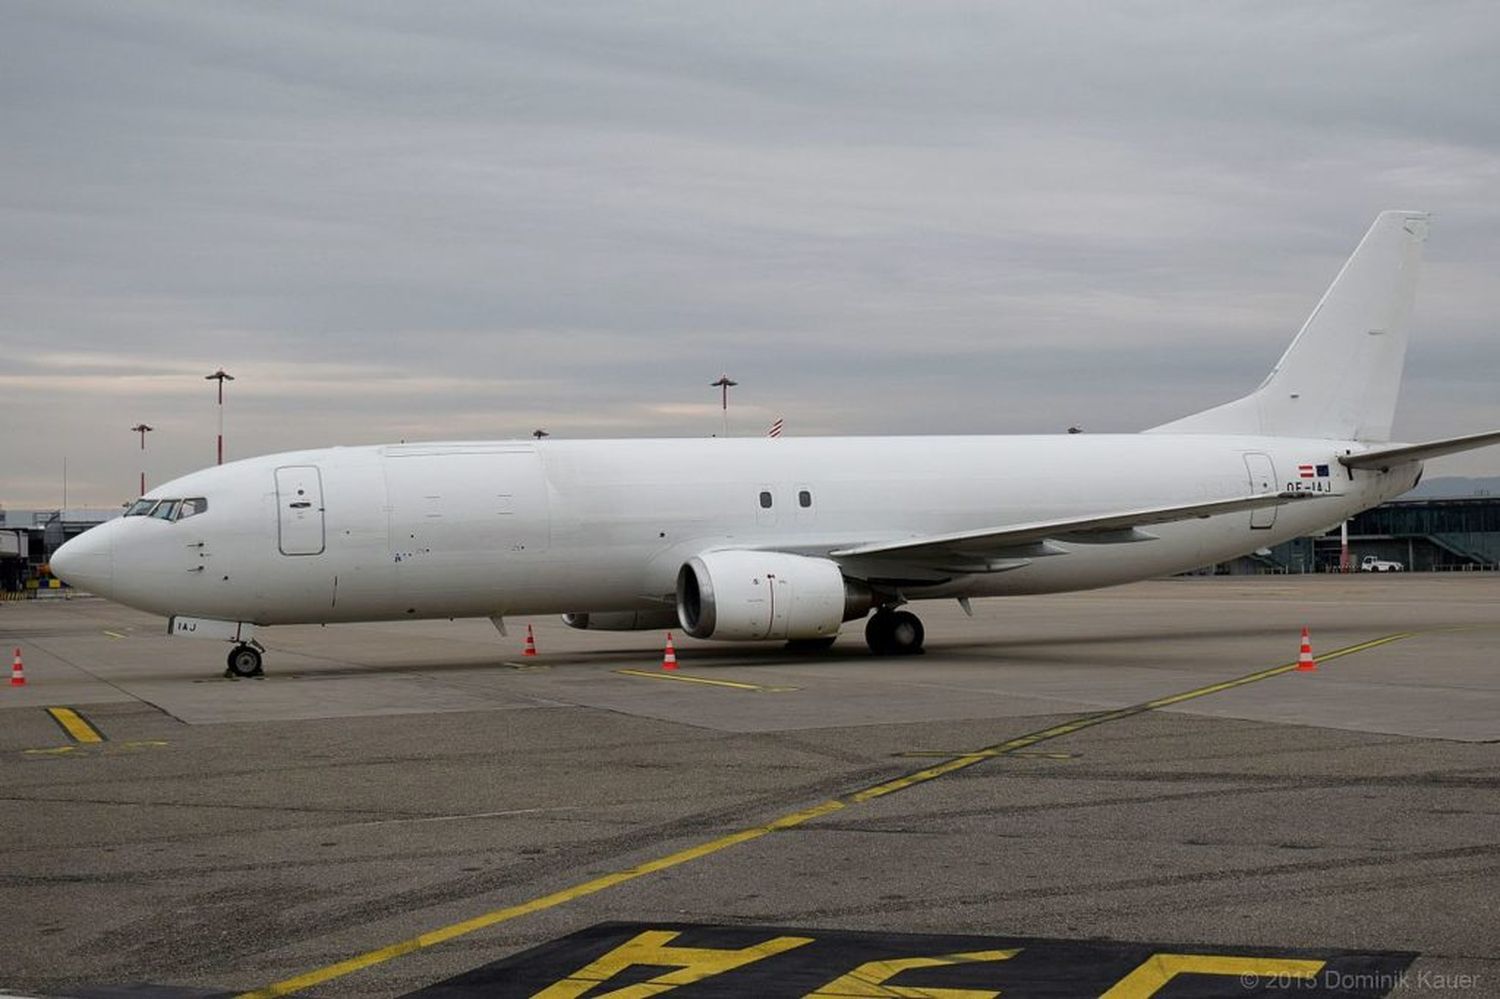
[1100,954,1325,998]
[535,929,814,999]
[807,949,1020,999]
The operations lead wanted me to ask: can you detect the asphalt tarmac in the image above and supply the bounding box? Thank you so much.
[1,575,1496,997]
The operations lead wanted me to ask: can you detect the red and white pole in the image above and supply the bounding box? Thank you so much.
[130,423,153,497]
[710,374,737,438]
[206,370,234,465]
[1340,520,1350,573]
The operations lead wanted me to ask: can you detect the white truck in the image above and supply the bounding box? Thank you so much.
[1360,554,1405,572]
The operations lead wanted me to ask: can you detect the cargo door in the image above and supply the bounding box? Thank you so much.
[276,465,326,555]
[383,445,550,607]
[1243,453,1277,529]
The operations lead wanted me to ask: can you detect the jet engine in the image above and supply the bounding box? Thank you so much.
[562,609,680,631]
[676,551,872,641]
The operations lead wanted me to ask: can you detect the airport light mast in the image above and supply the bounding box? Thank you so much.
[205,369,234,465]
[710,373,737,437]
[130,423,154,496]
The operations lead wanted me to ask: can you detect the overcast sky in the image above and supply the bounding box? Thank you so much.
[3,1,1498,508]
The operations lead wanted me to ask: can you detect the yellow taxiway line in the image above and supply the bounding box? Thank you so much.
[46,707,105,744]
[237,629,1416,998]
[614,668,797,692]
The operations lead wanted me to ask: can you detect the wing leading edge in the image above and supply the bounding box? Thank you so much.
[829,492,1323,568]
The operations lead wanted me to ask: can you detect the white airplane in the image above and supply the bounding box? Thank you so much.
[52,211,1500,676]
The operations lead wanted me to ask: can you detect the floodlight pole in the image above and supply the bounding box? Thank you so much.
[710,373,737,437]
[205,369,234,465]
[130,423,154,496]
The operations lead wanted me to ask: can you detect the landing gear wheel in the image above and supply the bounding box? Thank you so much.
[225,644,264,678]
[865,610,925,656]
[785,636,837,653]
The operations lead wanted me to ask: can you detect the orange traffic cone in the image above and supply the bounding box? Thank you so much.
[523,624,538,658]
[1296,626,1317,672]
[10,647,25,687]
[662,633,678,671]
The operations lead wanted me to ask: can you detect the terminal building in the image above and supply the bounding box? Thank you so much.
[1217,495,1500,574]
[0,508,119,595]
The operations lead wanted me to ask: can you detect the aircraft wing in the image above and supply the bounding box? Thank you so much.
[828,492,1321,571]
[1339,429,1500,470]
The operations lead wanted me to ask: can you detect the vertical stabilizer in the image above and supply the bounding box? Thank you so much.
[1149,211,1427,442]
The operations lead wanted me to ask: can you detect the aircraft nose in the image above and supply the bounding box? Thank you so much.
[50,526,113,595]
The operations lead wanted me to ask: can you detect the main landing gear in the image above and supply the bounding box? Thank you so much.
[865,608,925,656]
[225,642,265,678]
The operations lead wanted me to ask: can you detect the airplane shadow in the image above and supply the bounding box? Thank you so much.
[174,623,1322,682]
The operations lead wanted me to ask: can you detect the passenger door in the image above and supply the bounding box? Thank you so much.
[1243,453,1277,529]
[275,465,326,555]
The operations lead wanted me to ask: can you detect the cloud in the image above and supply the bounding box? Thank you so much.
[3,1,1499,506]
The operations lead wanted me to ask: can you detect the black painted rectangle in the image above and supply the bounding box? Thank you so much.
[403,922,1417,997]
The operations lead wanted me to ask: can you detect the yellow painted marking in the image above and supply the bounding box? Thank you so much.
[46,707,104,744]
[22,740,166,758]
[897,750,1074,759]
[239,630,1414,998]
[103,630,128,639]
[807,948,1020,998]
[1100,953,1324,997]
[615,668,797,692]
[911,631,1421,761]
[238,800,845,998]
[533,929,813,998]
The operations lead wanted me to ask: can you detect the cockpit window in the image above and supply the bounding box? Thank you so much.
[127,497,208,522]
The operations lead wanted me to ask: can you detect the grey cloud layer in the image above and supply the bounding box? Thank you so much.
[3,1,1498,505]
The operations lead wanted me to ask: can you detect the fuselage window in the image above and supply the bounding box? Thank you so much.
[150,500,181,521]
[759,490,773,509]
[798,490,812,508]
[125,499,157,517]
[177,497,209,521]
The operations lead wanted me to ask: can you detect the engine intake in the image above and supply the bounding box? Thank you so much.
[676,551,872,641]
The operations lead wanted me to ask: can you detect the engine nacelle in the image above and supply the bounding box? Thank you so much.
[676,551,872,641]
[562,609,680,631]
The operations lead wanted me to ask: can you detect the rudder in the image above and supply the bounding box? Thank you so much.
[1149,210,1428,442]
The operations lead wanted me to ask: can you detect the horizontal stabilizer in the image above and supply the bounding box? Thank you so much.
[830,492,1324,562]
[1340,429,1500,470]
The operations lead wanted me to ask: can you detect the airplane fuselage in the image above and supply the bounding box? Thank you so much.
[63,434,1418,627]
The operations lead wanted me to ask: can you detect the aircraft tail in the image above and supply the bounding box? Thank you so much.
[1149,210,1428,442]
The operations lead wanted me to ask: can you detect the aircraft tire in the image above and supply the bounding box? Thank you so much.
[888,610,925,654]
[866,610,925,656]
[226,644,264,678]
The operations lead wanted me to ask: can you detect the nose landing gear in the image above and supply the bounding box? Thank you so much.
[225,642,265,678]
[865,608,925,656]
